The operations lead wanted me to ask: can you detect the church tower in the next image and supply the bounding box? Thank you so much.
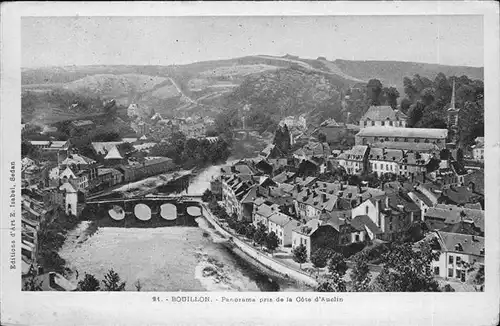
[447,79,460,146]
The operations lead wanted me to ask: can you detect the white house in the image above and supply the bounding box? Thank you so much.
[291,219,320,259]
[430,231,484,282]
[268,212,300,248]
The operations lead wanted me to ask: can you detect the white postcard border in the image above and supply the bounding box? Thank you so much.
[1,2,499,326]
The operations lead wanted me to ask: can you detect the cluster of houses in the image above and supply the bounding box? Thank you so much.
[212,104,485,284]
[21,134,182,279]
[132,109,215,140]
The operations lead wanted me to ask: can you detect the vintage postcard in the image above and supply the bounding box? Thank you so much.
[1,2,499,326]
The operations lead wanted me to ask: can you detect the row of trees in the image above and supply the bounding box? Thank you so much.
[203,191,282,254]
[23,269,130,291]
[149,131,231,169]
[307,239,442,292]
[402,73,484,146]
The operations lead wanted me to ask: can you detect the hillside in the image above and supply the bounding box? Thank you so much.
[22,55,483,126]
[333,59,483,89]
[221,66,346,124]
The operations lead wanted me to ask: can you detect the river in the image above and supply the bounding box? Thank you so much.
[59,161,312,292]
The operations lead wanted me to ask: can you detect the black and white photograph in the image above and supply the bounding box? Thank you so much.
[1,2,499,326]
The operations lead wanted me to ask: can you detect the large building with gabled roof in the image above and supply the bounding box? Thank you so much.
[359,105,408,129]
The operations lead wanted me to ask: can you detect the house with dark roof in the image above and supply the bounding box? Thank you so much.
[438,185,483,209]
[359,106,408,129]
[407,188,434,220]
[368,147,405,177]
[424,204,484,235]
[333,145,370,175]
[272,171,296,185]
[351,192,420,241]
[430,231,484,282]
[293,188,338,222]
[355,127,448,150]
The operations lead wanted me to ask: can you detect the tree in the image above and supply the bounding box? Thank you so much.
[407,102,425,127]
[366,79,383,105]
[311,248,331,276]
[400,98,412,114]
[201,189,214,202]
[350,256,371,292]
[383,87,400,109]
[22,274,43,291]
[372,241,440,292]
[266,231,280,254]
[245,224,256,240]
[316,272,347,292]
[78,273,101,291]
[253,223,268,248]
[102,269,126,291]
[292,244,308,269]
[328,252,348,277]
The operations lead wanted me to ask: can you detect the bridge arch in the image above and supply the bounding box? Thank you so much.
[134,203,152,221]
[160,203,177,220]
[109,205,125,221]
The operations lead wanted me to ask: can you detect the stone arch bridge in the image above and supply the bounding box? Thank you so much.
[84,195,204,227]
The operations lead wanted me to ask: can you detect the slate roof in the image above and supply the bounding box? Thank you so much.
[436,231,484,256]
[268,212,296,227]
[272,171,296,184]
[370,141,440,152]
[295,188,338,212]
[104,146,124,160]
[425,204,484,232]
[293,219,321,236]
[357,127,448,139]
[368,148,405,161]
[441,186,481,205]
[351,215,382,234]
[409,189,434,207]
[360,106,408,122]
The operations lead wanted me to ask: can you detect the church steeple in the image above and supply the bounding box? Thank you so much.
[447,79,460,146]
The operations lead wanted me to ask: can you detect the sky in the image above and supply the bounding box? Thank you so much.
[21,15,484,68]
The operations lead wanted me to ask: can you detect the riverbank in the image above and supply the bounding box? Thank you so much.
[200,203,319,288]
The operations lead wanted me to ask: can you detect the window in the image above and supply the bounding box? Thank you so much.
[394,137,399,142]
[448,268,454,278]
[424,139,429,143]
[415,138,420,143]
[456,256,462,265]
[355,234,360,242]
[434,267,440,275]
[366,206,369,214]
[389,121,393,126]
[381,121,385,126]
[385,137,389,141]
[386,164,389,170]
[449,255,454,265]
[456,269,462,280]
[371,121,375,126]
[404,138,408,142]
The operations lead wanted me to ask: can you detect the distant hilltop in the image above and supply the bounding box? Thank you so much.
[21,54,483,125]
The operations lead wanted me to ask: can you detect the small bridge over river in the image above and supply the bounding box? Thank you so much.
[84,195,204,227]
